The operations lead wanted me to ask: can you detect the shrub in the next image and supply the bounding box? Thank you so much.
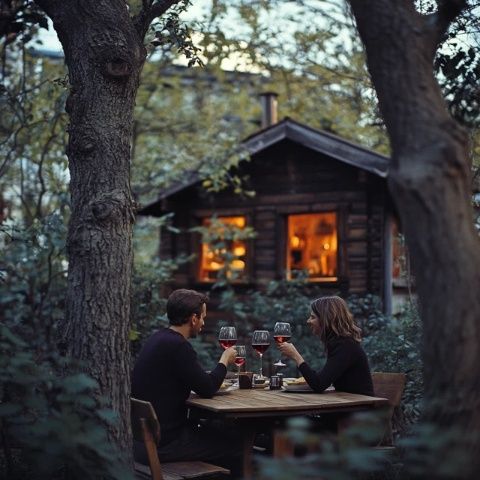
[0,216,132,480]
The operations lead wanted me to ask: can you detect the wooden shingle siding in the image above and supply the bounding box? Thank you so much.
[151,133,389,304]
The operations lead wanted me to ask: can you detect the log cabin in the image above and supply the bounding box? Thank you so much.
[139,94,408,318]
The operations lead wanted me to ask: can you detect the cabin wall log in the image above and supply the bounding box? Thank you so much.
[156,140,388,304]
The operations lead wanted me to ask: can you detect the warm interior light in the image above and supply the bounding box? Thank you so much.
[231,260,245,270]
[287,212,338,281]
[234,217,246,228]
[199,216,247,281]
[291,235,300,248]
[233,246,246,256]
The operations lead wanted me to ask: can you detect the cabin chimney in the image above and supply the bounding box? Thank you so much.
[259,92,278,128]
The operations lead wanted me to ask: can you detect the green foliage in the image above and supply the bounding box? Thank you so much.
[0,214,67,331]
[132,61,256,201]
[130,254,192,358]
[357,298,423,429]
[0,218,132,480]
[257,413,393,480]
[256,415,475,480]
[149,1,203,66]
[1,50,69,225]
[0,1,49,49]
[0,324,132,480]
[399,423,478,479]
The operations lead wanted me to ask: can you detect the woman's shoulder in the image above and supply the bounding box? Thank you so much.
[328,335,362,352]
[330,335,358,344]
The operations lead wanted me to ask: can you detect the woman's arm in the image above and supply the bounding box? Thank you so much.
[279,341,352,392]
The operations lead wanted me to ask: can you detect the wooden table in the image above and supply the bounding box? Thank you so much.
[187,388,388,478]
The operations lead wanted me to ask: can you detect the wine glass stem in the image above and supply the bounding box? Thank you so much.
[260,354,263,378]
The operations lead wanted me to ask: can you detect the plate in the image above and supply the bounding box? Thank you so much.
[282,384,314,393]
[282,385,335,393]
[215,386,236,395]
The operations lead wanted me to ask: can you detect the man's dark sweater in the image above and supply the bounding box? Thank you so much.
[131,328,226,446]
[299,336,374,396]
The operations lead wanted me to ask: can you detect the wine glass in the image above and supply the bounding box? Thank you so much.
[252,330,270,378]
[273,322,292,367]
[234,345,246,378]
[218,326,237,350]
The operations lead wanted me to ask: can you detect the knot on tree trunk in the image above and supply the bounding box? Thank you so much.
[102,57,133,78]
[70,132,96,155]
[90,190,133,224]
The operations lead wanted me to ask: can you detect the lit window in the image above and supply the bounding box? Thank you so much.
[287,212,338,281]
[199,216,247,282]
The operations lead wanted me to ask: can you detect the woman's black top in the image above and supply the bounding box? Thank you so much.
[298,336,374,396]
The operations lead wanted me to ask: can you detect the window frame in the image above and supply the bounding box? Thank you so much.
[281,209,343,284]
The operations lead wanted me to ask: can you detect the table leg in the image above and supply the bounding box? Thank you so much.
[240,424,256,480]
[272,429,295,458]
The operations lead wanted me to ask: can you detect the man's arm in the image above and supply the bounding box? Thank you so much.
[176,343,235,398]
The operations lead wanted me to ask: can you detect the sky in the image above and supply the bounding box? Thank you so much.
[34,0,326,72]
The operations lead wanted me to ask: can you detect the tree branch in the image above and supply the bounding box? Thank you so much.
[133,0,182,40]
[429,0,468,45]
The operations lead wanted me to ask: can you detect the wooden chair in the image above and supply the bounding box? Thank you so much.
[131,398,230,480]
[371,372,406,447]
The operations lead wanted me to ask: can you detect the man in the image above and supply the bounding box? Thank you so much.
[132,289,239,472]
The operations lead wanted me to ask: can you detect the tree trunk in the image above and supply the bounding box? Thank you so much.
[349,0,480,476]
[35,0,146,455]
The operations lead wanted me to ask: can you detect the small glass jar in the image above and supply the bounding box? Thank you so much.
[269,375,281,390]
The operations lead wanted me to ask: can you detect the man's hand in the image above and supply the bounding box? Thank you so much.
[220,346,237,367]
[278,342,304,366]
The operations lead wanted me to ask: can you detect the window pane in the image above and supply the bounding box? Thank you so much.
[287,212,338,281]
[199,216,247,282]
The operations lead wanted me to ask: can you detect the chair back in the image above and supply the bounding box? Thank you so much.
[372,373,406,407]
[372,372,406,446]
[131,398,163,480]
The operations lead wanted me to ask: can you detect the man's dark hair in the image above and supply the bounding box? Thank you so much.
[166,289,208,326]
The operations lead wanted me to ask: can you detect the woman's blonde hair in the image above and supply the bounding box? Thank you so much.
[310,296,362,343]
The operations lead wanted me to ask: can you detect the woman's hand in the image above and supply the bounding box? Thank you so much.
[278,342,304,366]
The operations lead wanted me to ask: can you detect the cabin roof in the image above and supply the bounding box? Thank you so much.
[138,117,390,215]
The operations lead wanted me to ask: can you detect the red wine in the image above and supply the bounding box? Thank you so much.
[234,357,246,367]
[252,343,269,355]
[219,339,237,349]
[274,335,291,344]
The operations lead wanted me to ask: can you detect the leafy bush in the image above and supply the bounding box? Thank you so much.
[0,216,132,480]
[0,325,131,480]
[353,296,423,430]
[257,413,394,480]
[130,255,191,359]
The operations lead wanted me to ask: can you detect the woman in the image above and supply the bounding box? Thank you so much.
[278,295,374,396]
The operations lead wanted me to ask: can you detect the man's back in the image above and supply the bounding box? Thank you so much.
[132,328,225,446]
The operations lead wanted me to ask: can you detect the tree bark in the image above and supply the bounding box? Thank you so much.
[35,0,146,455]
[349,0,480,476]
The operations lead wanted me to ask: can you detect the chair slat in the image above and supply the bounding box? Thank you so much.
[162,461,230,479]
